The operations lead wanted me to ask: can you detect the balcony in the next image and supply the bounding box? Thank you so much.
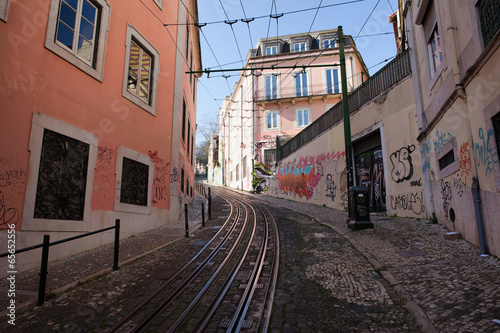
[254,83,342,102]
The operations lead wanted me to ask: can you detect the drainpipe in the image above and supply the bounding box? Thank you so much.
[443,0,487,254]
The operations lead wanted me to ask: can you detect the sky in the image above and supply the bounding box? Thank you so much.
[194,0,400,144]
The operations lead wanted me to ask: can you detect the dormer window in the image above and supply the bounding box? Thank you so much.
[265,46,277,55]
[323,38,337,48]
[293,42,306,52]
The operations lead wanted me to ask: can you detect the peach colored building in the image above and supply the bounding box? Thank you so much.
[0,0,201,273]
[216,29,368,191]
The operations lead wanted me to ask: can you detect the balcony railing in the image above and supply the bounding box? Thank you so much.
[478,0,500,47]
[278,49,411,161]
[254,82,343,102]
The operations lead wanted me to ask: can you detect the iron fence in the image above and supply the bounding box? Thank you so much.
[278,49,411,161]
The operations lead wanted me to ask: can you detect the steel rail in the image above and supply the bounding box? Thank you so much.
[106,191,237,333]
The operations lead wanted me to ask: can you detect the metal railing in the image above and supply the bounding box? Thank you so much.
[0,220,121,306]
[254,83,342,102]
[278,49,411,161]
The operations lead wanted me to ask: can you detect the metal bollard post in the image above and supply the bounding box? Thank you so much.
[202,202,205,227]
[185,204,189,237]
[38,235,50,306]
[113,219,120,271]
[208,188,212,220]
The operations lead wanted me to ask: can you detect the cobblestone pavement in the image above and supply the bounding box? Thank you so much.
[1,188,499,332]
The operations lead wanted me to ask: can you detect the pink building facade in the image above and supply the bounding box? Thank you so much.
[0,0,201,273]
[216,29,368,191]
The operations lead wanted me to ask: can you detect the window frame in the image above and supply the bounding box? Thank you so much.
[323,38,337,49]
[295,107,311,128]
[265,46,277,55]
[325,68,341,94]
[295,71,309,97]
[23,113,98,232]
[122,24,160,116]
[45,0,111,82]
[264,74,278,100]
[264,110,280,131]
[427,24,443,78]
[114,146,153,215]
[436,137,459,180]
[0,0,10,22]
[293,42,306,52]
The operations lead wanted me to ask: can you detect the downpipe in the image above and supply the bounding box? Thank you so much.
[471,177,487,255]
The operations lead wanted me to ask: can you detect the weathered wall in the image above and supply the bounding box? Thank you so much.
[270,78,425,219]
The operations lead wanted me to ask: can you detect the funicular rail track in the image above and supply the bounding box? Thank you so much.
[106,186,279,332]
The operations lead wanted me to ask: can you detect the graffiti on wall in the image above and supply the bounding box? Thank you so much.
[458,141,472,179]
[325,174,337,201]
[390,191,425,215]
[433,129,453,153]
[253,163,272,193]
[149,150,170,208]
[170,167,178,183]
[0,154,26,229]
[390,145,416,183]
[441,180,453,220]
[355,149,386,211]
[474,128,498,175]
[277,162,322,199]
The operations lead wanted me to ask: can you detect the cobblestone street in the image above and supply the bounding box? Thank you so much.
[1,189,499,332]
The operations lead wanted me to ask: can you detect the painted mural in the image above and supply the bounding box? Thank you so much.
[253,163,272,193]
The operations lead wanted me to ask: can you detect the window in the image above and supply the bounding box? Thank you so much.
[264,149,276,170]
[493,113,500,158]
[120,157,149,206]
[296,108,310,128]
[34,129,90,220]
[265,46,277,55]
[243,156,247,178]
[45,0,110,81]
[293,42,306,52]
[427,25,443,77]
[182,99,187,142]
[295,72,308,97]
[187,119,191,154]
[323,39,337,48]
[122,24,160,115]
[181,167,185,193]
[0,0,10,22]
[477,0,500,47]
[115,146,153,214]
[326,68,340,94]
[265,75,278,99]
[23,113,98,230]
[265,111,279,130]
[236,164,239,181]
[436,137,459,180]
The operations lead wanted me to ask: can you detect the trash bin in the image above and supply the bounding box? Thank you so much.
[348,187,373,230]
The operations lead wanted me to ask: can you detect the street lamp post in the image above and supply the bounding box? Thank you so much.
[338,26,373,230]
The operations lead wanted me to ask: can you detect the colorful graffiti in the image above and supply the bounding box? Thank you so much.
[474,128,498,175]
[433,129,453,153]
[253,163,272,193]
[276,162,321,199]
[458,141,472,179]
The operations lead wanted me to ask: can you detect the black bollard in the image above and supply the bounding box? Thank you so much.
[202,202,205,227]
[184,204,189,237]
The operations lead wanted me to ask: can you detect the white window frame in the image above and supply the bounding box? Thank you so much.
[427,24,443,79]
[325,68,341,94]
[264,74,278,99]
[23,113,98,232]
[293,42,306,52]
[264,110,280,131]
[323,38,337,49]
[0,0,10,22]
[294,71,309,97]
[45,0,110,82]
[296,108,311,128]
[122,24,160,116]
[114,146,154,215]
[153,0,163,9]
[265,46,277,55]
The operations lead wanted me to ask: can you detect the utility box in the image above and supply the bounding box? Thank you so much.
[348,187,373,230]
